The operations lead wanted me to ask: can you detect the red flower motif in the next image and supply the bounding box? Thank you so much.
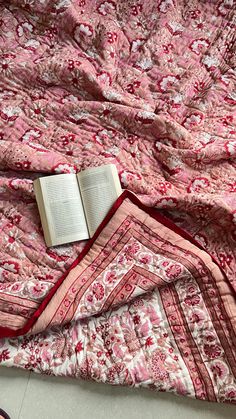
[145,337,154,347]
[92,283,105,300]
[105,271,116,283]
[203,344,222,359]
[60,133,76,147]
[189,9,201,19]
[61,137,69,146]
[9,214,21,225]
[126,80,140,94]
[218,253,233,268]
[224,388,236,402]
[162,43,174,54]
[33,106,42,115]
[107,31,117,43]
[158,181,172,194]
[184,294,201,306]
[211,361,228,380]
[86,294,93,303]
[133,315,140,325]
[166,264,182,279]
[131,3,143,16]
[139,254,151,264]
[45,25,57,39]
[32,283,46,297]
[75,340,84,353]
[0,349,10,362]
[103,109,110,116]
[124,242,140,260]
[15,160,31,170]
[134,81,141,88]
[67,59,81,71]
[162,262,169,269]
[67,59,75,71]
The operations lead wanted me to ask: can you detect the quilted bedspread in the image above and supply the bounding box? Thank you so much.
[0,0,236,404]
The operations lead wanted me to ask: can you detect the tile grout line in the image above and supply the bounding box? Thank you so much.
[17,372,31,419]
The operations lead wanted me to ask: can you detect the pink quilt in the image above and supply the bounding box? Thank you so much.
[0,0,236,404]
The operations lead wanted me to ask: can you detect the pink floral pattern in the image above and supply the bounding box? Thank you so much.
[0,0,235,405]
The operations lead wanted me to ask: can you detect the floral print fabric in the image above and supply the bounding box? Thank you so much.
[1,194,236,404]
[0,0,236,404]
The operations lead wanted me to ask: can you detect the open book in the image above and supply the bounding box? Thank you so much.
[34,164,122,247]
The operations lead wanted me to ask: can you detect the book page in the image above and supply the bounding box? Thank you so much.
[38,174,89,246]
[78,164,122,237]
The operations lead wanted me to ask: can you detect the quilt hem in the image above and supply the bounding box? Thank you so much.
[0,189,231,338]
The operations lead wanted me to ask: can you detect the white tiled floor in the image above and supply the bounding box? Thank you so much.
[0,367,235,419]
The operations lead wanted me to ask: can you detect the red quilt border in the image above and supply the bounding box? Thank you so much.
[0,190,223,338]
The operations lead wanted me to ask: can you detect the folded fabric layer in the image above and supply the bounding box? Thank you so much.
[1,192,236,403]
